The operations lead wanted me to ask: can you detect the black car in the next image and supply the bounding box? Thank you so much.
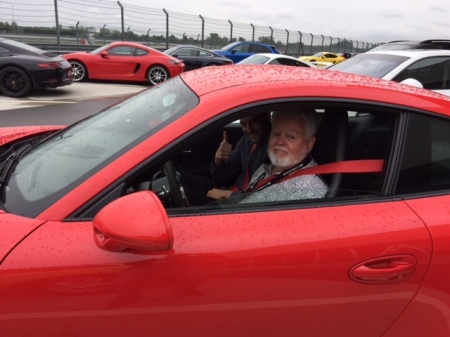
[164,45,233,71]
[0,38,73,97]
[369,39,450,52]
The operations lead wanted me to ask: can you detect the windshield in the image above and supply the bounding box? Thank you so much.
[90,44,113,55]
[2,38,48,55]
[221,42,239,51]
[328,53,409,78]
[237,55,270,64]
[163,46,177,55]
[3,76,199,217]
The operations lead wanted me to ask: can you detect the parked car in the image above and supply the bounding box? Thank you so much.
[212,41,280,63]
[299,52,346,64]
[369,39,450,52]
[236,53,317,67]
[3,65,450,337]
[328,49,450,96]
[163,45,232,71]
[62,41,185,85]
[0,37,73,97]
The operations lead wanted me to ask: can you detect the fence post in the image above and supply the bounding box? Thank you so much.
[163,9,169,49]
[269,26,273,44]
[285,29,289,54]
[76,21,79,46]
[251,23,255,42]
[147,28,151,46]
[337,38,341,52]
[117,1,124,41]
[298,31,303,55]
[330,36,333,53]
[103,24,106,45]
[54,0,60,51]
[228,20,233,43]
[321,34,324,51]
[309,33,313,55]
[199,15,204,48]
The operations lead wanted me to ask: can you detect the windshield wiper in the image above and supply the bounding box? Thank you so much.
[0,143,33,203]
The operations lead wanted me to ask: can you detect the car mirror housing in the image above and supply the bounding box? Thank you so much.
[100,51,108,58]
[93,191,174,252]
[400,78,424,88]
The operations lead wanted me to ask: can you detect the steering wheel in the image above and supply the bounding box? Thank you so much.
[163,160,190,207]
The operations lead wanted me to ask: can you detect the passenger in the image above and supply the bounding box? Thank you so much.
[181,113,270,205]
[206,113,271,200]
[237,109,328,203]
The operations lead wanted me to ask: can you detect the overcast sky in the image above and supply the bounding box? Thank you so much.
[119,0,449,43]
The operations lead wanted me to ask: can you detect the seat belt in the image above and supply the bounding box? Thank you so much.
[276,159,384,184]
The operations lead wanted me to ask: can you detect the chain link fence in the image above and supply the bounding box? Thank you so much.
[0,0,379,55]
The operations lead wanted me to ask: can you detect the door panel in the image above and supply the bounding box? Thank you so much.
[0,200,431,337]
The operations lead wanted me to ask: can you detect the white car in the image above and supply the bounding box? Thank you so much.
[328,49,450,96]
[236,53,318,68]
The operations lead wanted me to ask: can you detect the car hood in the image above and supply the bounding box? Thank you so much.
[0,211,46,263]
[0,125,64,147]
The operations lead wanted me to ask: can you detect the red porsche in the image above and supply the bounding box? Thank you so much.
[62,41,185,85]
[1,65,450,337]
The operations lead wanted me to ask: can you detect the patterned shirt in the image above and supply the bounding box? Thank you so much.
[239,159,328,204]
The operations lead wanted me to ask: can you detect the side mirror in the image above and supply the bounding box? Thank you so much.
[172,53,179,57]
[231,49,237,54]
[100,51,109,58]
[400,78,423,88]
[93,191,174,252]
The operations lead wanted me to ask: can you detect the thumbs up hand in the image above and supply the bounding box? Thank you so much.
[214,131,233,165]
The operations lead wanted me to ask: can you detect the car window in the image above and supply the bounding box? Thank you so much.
[330,53,409,78]
[174,48,193,56]
[396,112,450,194]
[250,44,269,53]
[108,46,135,56]
[135,48,149,56]
[116,103,398,217]
[234,44,249,52]
[393,57,450,90]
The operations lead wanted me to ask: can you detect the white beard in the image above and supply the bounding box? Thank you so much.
[268,147,303,169]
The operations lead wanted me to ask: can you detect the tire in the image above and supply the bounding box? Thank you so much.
[147,65,169,85]
[70,61,88,82]
[0,66,33,97]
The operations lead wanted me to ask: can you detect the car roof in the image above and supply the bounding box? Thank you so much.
[369,39,450,51]
[180,65,450,112]
[364,49,450,58]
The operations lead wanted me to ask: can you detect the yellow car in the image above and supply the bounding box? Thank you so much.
[299,52,346,65]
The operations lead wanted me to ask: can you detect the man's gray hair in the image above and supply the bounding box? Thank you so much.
[271,109,319,139]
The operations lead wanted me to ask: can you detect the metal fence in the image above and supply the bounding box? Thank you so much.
[0,0,379,55]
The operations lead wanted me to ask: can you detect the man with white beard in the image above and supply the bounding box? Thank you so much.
[239,109,328,204]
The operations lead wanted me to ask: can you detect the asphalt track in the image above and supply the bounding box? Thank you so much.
[0,81,148,126]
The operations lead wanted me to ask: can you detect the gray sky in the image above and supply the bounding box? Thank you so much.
[119,0,449,43]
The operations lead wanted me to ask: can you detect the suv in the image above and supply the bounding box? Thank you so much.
[369,39,450,52]
[212,42,280,63]
[329,49,450,96]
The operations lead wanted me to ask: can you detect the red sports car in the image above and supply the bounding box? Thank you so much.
[2,66,450,337]
[62,41,185,85]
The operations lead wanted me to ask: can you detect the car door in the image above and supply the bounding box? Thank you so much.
[172,47,202,71]
[0,104,433,337]
[90,45,138,79]
[0,197,431,337]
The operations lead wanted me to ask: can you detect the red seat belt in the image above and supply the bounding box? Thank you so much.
[280,159,384,183]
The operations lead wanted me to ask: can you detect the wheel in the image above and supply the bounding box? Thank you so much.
[0,66,32,97]
[147,65,169,85]
[163,160,190,207]
[70,61,88,82]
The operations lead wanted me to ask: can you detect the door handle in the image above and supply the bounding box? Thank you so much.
[349,255,416,284]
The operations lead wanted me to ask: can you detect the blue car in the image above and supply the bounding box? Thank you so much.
[212,41,280,63]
